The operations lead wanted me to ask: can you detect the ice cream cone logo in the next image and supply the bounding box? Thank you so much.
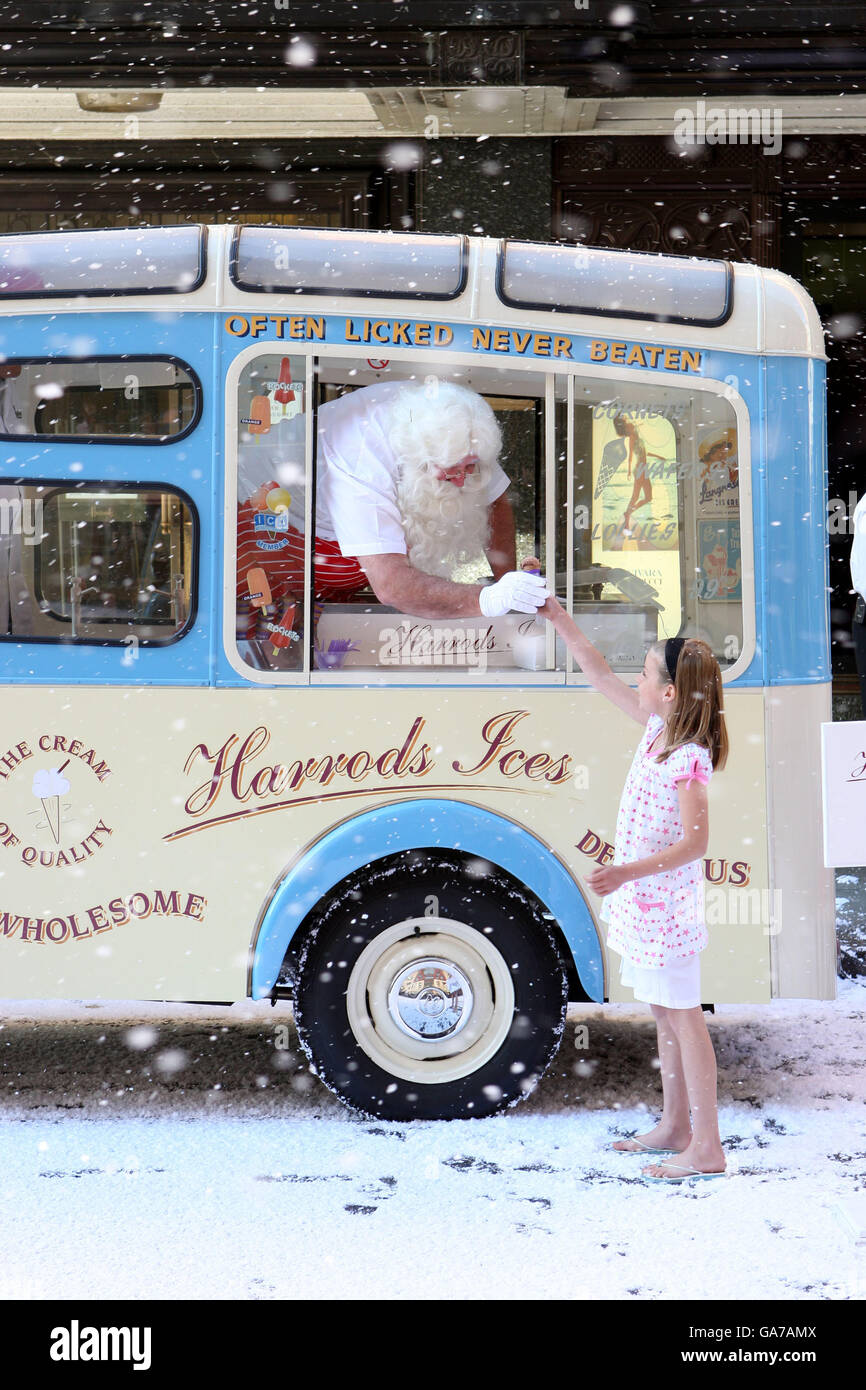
[32,759,71,845]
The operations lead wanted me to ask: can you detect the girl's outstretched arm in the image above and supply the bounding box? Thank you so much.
[539,592,646,725]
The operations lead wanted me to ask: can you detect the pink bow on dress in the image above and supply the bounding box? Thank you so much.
[672,755,709,790]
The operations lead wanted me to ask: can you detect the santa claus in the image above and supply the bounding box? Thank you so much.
[237,378,547,638]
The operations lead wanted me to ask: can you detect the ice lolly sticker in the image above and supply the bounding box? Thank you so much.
[273,357,296,410]
[267,601,297,655]
[32,758,70,845]
[273,358,303,420]
[248,395,271,439]
[245,567,273,608]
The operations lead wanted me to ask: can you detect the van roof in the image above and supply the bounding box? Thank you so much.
[0,223,827,360]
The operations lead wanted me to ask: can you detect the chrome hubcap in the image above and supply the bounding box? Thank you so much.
[344,917,515,1085]
[387,957,473,1040]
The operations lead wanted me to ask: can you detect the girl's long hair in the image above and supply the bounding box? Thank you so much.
[650,637,728,771]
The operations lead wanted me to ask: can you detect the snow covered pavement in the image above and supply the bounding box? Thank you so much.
[0,977,864,1301]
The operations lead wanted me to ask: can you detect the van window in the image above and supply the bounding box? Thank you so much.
[226,358,744,681]
[231,227,467,300]
[234,353,308,674]
[0,482,195,644]
[567,379,742,672]
[309,361,548,677]
[499,240,732,326]
[0,358,198,441]
[0,225,205,297]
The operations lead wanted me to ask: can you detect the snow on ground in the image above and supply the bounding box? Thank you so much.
[1,962,864,1301]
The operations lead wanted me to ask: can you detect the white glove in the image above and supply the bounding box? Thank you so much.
[479,570,550,618]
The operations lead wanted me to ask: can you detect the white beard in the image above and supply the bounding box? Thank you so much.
[395,460,491,579]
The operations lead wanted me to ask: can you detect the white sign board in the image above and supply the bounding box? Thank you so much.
[821,721,866,866]
[315,605,653,671]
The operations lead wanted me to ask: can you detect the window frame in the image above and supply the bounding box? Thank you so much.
[223,343,564,687]
[497,239,734,329]
[228,225,470,303]
[0,353,202,446]
[561,368,755,686]
[0,476,199,649]
[223,343,314,686]
[307,350,561,688]
[221,342,755,687]
[0,224,208,300]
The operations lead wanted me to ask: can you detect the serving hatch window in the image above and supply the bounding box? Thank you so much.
[231,226,467,300]
[0,225,205,297]
[225,354,745,683]
[499,241,732,327]
[0,358,198,441]
[228,354,547,680]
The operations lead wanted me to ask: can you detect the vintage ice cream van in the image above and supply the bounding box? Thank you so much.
[0,223,834,1118]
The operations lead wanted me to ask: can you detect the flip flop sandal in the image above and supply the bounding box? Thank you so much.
[641,1163,727,1184]
[610,1136,680,1155]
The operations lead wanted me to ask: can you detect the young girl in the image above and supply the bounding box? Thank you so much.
[537,580,729,1183]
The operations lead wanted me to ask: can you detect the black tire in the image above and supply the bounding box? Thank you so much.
[292,849,568,1121]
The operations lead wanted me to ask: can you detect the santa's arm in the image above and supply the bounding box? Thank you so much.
[485,493,516,579]
[357,552,547,620]
[357,553,486,619]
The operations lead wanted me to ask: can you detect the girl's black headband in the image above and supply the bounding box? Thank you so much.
[664,636,686,684]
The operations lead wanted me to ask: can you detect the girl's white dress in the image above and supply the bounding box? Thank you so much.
[601,712,714,1009]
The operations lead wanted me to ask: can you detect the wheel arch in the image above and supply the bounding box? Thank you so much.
[248,798,605,1003]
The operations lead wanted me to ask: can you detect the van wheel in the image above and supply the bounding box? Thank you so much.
[292,850,568,1121]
